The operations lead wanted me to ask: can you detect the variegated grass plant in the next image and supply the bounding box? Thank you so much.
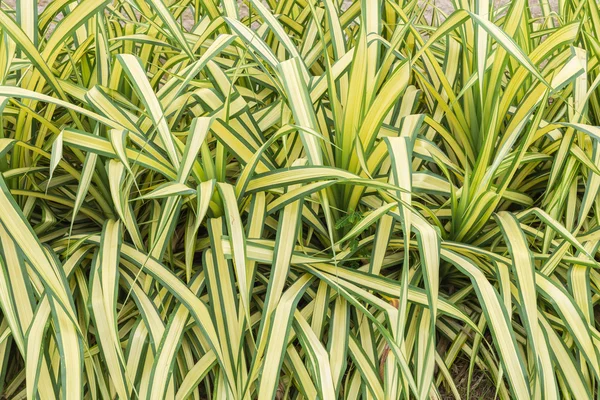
[0,0,599,398]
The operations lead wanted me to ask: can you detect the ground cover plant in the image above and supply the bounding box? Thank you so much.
[0,0,599,398]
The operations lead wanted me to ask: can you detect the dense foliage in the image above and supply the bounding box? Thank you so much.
[0,0,599,398]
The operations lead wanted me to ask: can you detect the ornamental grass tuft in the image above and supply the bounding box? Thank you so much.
[0,0,598,398]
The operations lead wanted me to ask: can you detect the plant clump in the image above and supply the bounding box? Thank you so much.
[0,0,597,398]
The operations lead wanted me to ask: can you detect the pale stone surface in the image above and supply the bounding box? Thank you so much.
[4,0,559,21]
[0,0,560,40]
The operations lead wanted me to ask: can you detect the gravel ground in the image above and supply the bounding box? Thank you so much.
[0,0,560,35]
[5,0,559,25]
